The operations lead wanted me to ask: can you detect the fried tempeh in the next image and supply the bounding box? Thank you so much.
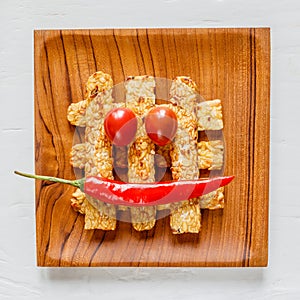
[125,76,157,231]
[69,71,116,230]
[67,100,88,127]
[168,76,201,234]
[125,75,156,109]
[71,188,115,230]
[70,143,86,169]
[197,140,224,170]
[67,71,114,127]
[199,187,225,209]
[169,76,198,115]
[168,104,201,234]
[196,99,223,131]
[170,200,201,234]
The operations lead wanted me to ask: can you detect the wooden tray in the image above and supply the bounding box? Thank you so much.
[34,28,270,267]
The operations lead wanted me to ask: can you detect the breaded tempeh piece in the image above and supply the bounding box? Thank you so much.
[125,76,157,231]
[170,200,201,234]
[73,71,116,230]
[67,100,88,127]
[69,71,115,168]
[85,71,114,104]
[168,104,201,234]
[128,122,155,182]
[199,187,225,209]
[125,75,155,110]
[85,96,116,229]
[130,206,156,231]
[197,140,224,170]
[127,122,156,230]
[94,127,114,179]
[169,76,198,115]
[168,76,201,234]
[67,71,114,127]
[84,77,113,175]
[70,143,86,169]
[70,188,86,214]
[169,106,198,179]
[71,188,113,230]
[127,117,157,228]
[196,99,223,131]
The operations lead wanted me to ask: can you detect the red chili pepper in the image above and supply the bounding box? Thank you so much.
[14,171,234,207]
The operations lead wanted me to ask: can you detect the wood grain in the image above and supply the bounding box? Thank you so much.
[34,28,270,267]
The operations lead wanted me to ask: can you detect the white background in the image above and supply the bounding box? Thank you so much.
[1,0,299,299]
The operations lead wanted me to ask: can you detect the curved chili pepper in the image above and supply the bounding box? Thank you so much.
[14,171,234,207]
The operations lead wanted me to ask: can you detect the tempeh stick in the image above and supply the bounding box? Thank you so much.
[199,187,225,209]
[169,76,198,115]
[67,100,88,127]
[196,99,224,131]
[168,105,201,233]
[168,76,201,234]
[69,71,116,230]
[67,71,114,127]
[70,143,86,169]
[125,76,157,231]
[197,140,224,170]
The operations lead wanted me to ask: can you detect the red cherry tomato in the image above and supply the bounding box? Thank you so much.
[104,107,137,146]
[145,107,178,146]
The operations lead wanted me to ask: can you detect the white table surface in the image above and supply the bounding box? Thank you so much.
[1,0,299,299]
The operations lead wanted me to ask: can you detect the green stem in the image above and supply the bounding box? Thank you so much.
[14,171,84,190]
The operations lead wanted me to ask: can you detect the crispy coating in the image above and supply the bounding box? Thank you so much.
[200,187,225,209]
[170,200,201,234]
[67,71,114,127]
[198,140,224,170]
[67,100,87,127]
[85,71,114,104]
[69,71,116,230]
[196,99,223,131]
[71,188,116,230]
[169,76,198,115]
[168,105,201,233]
[125,76,157,231]
[70,143,86,169]
[167,76,202,234]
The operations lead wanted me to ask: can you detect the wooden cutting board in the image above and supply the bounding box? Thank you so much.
[34,28,270,267]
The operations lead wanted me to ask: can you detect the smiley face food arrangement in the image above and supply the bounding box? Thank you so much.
[66,71,232,234]
[15,71,233,234]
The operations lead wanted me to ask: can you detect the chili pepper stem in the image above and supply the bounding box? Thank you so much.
[14,171,84,190]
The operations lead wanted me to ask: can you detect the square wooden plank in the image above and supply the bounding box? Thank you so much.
[34,28,270,267]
